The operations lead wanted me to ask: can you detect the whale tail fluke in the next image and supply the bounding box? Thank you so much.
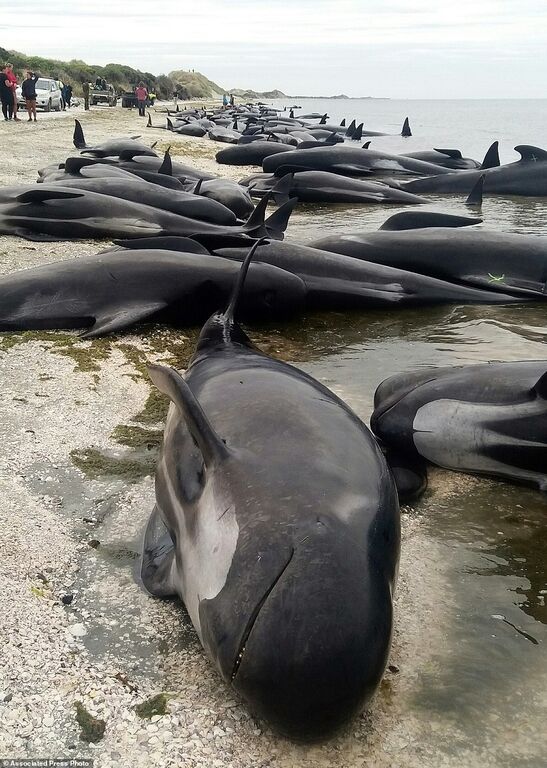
[401,117,412,137]
[352,123,363,141]
[466,174,485,207]
[481,141,500,169]
[225,238,268,325]
[240,193,297,240]
[73,119,87,149]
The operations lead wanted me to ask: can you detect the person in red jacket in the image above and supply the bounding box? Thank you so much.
[4,63,19,121]
[135,82,148,116]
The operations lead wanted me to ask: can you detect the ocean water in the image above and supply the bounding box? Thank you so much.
[260,98,547,758]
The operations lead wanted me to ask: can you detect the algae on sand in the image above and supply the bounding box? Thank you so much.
[75,701,106,743]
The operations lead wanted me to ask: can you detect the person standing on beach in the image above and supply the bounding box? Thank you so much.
[21,71,38,121]
[135,82,148,116]
[82,81,90,110]
[0,65,14,120]
[63,82,73,108]
[6,64,20,121]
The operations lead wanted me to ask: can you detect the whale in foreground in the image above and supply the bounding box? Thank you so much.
[141,242,401,740]
[371,361,547,500]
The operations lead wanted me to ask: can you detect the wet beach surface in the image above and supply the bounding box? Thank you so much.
[0,104,545,767]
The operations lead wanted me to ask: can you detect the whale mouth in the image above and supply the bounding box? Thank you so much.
[231,547,294,682]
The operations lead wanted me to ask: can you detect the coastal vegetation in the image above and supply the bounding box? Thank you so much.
[0,47,288,100]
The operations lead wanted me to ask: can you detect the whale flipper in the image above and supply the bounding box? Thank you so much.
[148,364,229,466]
[141,506,177,597]
[81,301,168,338]
[433,148,463,159]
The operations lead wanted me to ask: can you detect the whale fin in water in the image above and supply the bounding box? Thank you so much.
[401,117,412,137]
[466,174,485,207]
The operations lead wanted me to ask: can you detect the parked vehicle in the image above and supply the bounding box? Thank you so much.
[16,78,62,112]
[90,83,117,107]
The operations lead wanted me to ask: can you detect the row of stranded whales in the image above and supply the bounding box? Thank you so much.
[142,243,401,740]
[0,185,296,242]
[398,145,547,196]
[2,117,547,737]
[1,211,546,338]
[371,361,547,501]
[242,170,428,206]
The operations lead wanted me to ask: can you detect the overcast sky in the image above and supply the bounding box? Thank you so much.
[2,0,546,98]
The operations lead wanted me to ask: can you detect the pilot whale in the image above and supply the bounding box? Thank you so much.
[141,241,400,740]
[371,361,547,500]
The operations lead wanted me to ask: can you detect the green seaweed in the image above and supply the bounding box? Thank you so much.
[111,424,163,450]
[75,701,106,743]
[70,447,156,482]
[135,693,169,720]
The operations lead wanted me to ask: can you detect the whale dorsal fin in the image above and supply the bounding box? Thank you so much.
[401,117,412,137]
[433,148,463,159]
[466,174,485,207]
[362,141,371,149]
[515,145,547,163]
[73,119,86,149]
[158,148,172,176]
[481,141,500,169]
[148,365,230,466]
[534,371,547,398]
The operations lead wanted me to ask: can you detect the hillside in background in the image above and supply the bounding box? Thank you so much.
[0,47,288,100]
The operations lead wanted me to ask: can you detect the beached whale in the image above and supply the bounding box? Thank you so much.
[0,246,305,337]
[142,242,400,739]
[216,142,293,166]
[311,216,547,300]
[371,361,547,500]
[0,188,295,242]
[262,146,455,178]
[73,119,157,158]
[400,145,547,196]
[247,171,427,205]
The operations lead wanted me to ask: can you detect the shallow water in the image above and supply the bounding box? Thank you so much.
[257,101,547,758]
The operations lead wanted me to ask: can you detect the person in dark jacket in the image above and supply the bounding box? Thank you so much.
[22,71,39,121]
[63,83,73,108]
[0,64,14,120]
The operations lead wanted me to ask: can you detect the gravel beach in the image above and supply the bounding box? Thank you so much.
[0,104,544,768]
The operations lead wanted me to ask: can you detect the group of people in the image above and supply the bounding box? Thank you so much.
[0,63,74,122]
[0,63,38,121]
[222,93,236,108]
